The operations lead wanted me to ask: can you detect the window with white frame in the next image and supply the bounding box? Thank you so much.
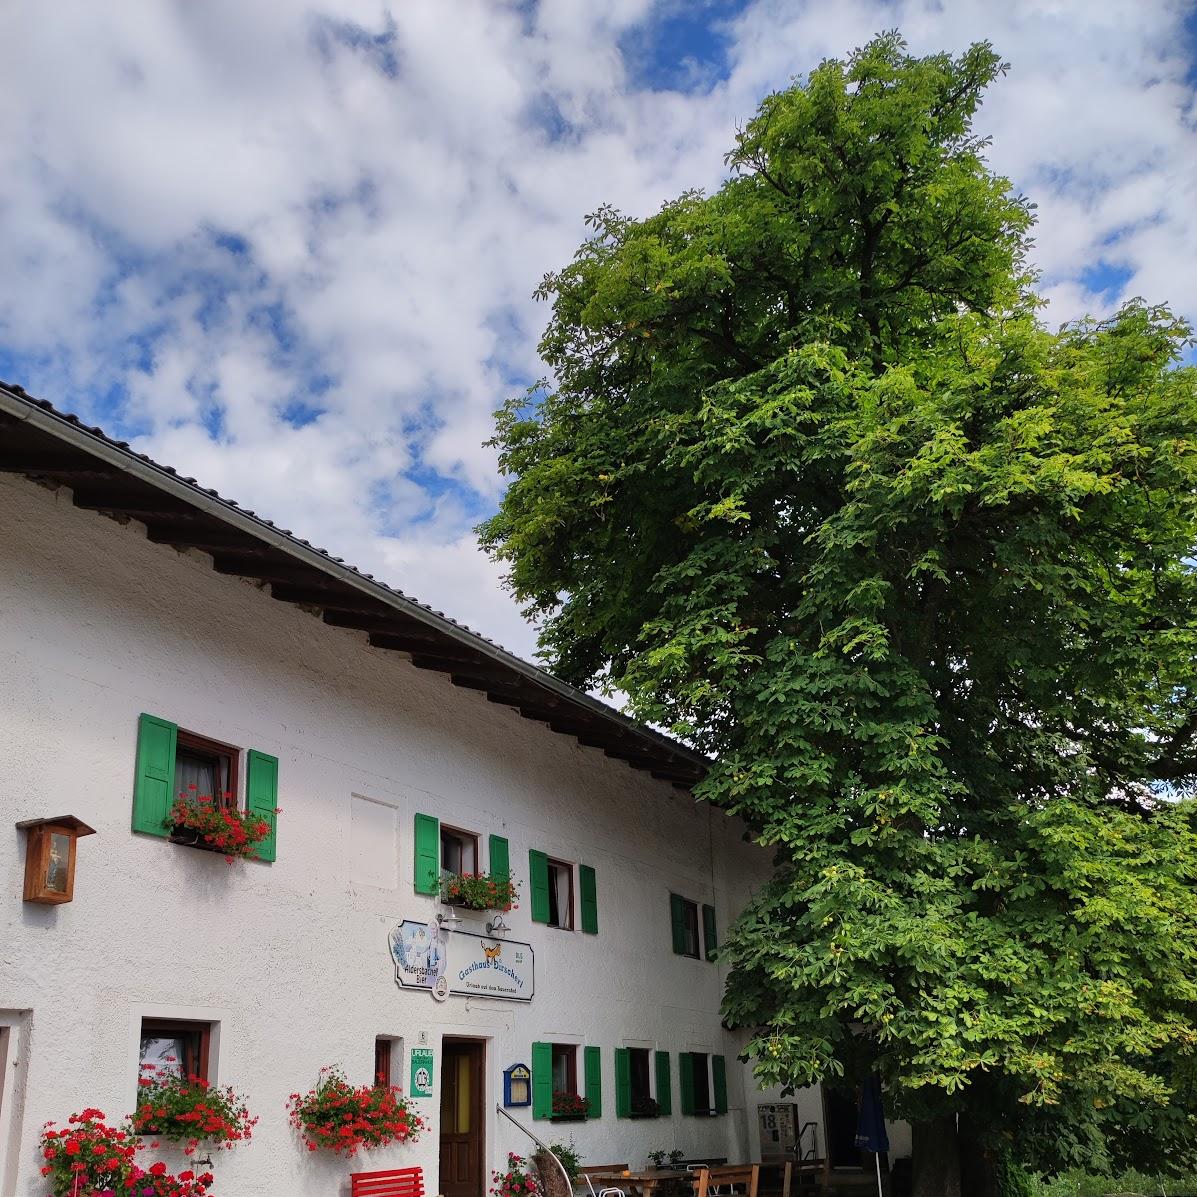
[441,825,479,877]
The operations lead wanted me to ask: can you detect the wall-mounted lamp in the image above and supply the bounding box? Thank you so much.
[17,816,95,904]
[435,910,463,930]
[486,913,510,937]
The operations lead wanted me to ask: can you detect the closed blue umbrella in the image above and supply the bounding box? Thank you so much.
[855,1075,888,1196]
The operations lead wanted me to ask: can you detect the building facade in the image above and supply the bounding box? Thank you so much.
[0,388,907,1197]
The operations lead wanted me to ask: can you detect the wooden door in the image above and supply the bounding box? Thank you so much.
[441,1039,485,1197]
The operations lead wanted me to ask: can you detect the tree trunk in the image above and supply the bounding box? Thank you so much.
[911,1115,961,1197]
[958,1114,1001,1197]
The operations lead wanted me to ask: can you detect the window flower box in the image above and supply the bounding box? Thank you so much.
[132,1063,257,1154]
[550,1091,589,1121]
[440,871,518,912]
[287,1065,425,1156]
[166,790,276,860]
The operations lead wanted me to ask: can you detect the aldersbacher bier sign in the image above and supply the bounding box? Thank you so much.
[389,920,534,1002]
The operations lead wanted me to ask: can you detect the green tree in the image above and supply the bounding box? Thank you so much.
[480,35,1197,1196]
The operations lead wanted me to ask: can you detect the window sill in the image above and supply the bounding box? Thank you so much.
[549,1114,587,1123]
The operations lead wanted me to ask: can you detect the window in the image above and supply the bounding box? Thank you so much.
[671,894,701,958]
[533,1041,598,1120]
[0,1013,30,1183]
[680,1052,727,1117]
[440,826,478,877]
[139,1019,211,1081]
[175,729,238,807]
[670,895,717,959]
[547,858,574,929]
[529,851,595,931]
[629,1048,654,1115]
[691,1052,711,1112]
[551,1044,577,1095]
[133,715,278,859]
[375,1038,394,1088]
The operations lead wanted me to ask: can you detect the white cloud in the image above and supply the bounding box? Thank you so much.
[0,0,1194,665]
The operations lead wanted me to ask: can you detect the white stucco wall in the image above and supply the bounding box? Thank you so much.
[0,474,800,1197]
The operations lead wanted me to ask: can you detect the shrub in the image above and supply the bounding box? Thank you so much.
[287,1066,424,1156]
[546,1140,582,1182]
[1027,1171,1197,1197]
[440,871,519,911]
[39,1110,139,1197]
[491,1152,541,1197]
[167,789,275,860]
[122,1162,214,1196]
[132,1062,257,1154]
[550,1091,588,1118]
[37,1109,212,1197]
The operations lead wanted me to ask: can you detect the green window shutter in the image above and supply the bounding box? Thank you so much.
[703,903,718,960]
[679,1052,696,1115]
[531,1041,552,1120]
[579,864,598,934]
[529,849,550,923]
[654,1050,672,1116]
[414,813,440,894]
[132,713,177,837]
[246,749,279,862]
[712,1054,728,1115]
[584,1045,602,1119]
[670,893,688,955]
[614,1047,631,1118]
[489,834,510,883]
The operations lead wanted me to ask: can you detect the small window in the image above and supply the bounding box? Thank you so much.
[691,1052,711,1113]
[441,826,478,877]
[551,1043,578,1096]
[139,1018,211,1081]
[375,1037,393,1088]
[547,858,574,929]
[175,729,238,808]
[672,895,701,958]
[629,1047,654,1116]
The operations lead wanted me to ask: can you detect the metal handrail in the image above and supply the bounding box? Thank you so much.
[796,1122,818,1162]
[496,1105,575,1196]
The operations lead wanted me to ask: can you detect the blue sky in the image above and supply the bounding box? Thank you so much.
[1,0,1195,659]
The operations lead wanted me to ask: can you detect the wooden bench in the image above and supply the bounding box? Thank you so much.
[350,1166,425,1197]
[692,1164,760,1197]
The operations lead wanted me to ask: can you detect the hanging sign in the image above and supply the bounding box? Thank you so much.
[389,920,534,1002]
[410,1046,435,1098]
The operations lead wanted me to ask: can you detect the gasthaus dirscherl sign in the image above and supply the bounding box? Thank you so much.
[389,920,534,1002]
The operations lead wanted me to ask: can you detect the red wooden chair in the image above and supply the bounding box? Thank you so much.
[350,1166,425,1197]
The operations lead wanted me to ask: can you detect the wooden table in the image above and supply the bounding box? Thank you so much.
[587,1171,693,1197]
